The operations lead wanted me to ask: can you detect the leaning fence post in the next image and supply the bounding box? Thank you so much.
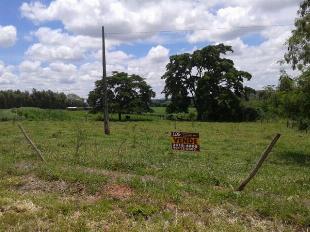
[236,133,281,191]
[17,123,46,162]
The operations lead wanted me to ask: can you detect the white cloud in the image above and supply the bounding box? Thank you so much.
[0,25,17,48]
[20,0,300,44]
[0,61,17,85]
[25,27,105,62]
[146,45,169,62]
[126,45,170,95]
[19,60,77,84]
[16,44,169,97]
[225,32,300,90]
[27,43,85,62]
[225,0,300,12]
[17,0,245,42]
[19,60,41,72]
[17,0,303,96]
[33,27,103,49]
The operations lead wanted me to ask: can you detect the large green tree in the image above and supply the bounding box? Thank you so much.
[162,44,253,121]
[88,72,155,120]
[285,0,310,71]
[282,0,310,122]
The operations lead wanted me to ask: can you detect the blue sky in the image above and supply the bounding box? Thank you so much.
[0,0,300,97]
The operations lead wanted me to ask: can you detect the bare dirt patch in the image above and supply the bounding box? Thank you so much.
[80,166,155,182]
[82,183,134,204]
[104,184,133,200]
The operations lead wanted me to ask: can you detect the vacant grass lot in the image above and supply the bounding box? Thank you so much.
[0,112,309,231]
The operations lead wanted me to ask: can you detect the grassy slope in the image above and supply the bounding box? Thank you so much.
[0,116,309,231]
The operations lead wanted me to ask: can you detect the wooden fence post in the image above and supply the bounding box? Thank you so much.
[17,123,46,162]
[236,133,281,191]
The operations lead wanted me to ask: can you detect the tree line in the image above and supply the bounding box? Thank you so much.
[0,89,85,109]
[254,68,309,129]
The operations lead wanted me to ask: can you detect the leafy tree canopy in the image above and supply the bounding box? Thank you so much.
[258,69,309,124]
[88,72,155,120]
[278,70,295,92]
[285,0,310,70]
[280,0,310,123]
[162,44,253,121]
[297,68,310,118]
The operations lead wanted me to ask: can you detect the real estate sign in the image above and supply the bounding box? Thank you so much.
[171,131,200,152]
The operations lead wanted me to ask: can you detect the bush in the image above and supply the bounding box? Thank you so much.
[241,107,259,121]
[297,118,309,131]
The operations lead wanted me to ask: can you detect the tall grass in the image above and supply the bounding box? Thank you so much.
[0,107,95,121]
[0,109,16,121]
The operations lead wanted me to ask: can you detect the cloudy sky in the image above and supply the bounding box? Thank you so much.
[0,0,302,98]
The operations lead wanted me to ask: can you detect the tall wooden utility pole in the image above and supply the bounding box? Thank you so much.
[102,26,110,135]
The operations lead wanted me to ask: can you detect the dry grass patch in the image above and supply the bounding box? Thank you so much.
[14,175,86,196]
[0,199,40,215]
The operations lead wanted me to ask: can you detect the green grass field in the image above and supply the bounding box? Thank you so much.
[0,107,163,122]
[0,108,309,231]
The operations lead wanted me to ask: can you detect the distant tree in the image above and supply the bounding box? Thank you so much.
[162,53,192,113]
[66,94,85,107]
[278,70,295,92]
[88,72,155,120]
[166,88,191,113]
[285,0,310,70]
[258,70,309,123]
[297,69,310,118]
[162,44,253,121]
